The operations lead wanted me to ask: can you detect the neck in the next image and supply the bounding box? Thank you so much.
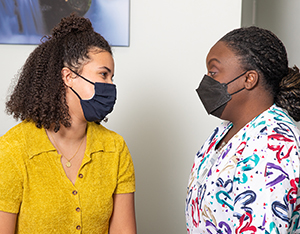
[223,90,273,139]
[48,121,87,144]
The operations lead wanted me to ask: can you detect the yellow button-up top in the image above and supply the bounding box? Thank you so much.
[0,121,135,233]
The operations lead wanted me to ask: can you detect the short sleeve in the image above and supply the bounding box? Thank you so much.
[0,139,23,214]
[114,140,135,194]
[232,133,300,233]
[266,134,300,233]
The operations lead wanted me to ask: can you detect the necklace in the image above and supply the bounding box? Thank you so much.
[48,131,85,168]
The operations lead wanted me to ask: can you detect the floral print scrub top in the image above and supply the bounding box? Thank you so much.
[186,104,300,233]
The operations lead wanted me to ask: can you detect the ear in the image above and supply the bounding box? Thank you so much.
[244,70,259,90]
[61,67,75,88]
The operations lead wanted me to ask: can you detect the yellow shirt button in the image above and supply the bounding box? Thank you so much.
[76,225,81,230]
[78,174,83,178]
[72,190,78,195]
[76,207,81,212]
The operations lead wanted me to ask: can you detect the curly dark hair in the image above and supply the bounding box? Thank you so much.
[219,26,300,121]
[6,13,112,132]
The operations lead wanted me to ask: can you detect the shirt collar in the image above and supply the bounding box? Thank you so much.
[85,122,116,156]
[23,121,56,159]
[24,121,116,159]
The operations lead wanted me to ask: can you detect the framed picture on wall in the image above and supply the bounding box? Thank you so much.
[0,0,130,47]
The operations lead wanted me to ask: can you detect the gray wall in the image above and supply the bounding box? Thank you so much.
[242,0,300,71]
[0,1,242,233]
[242,0,300,129]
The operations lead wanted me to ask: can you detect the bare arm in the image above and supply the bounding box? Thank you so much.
[0,211,17,233]
[109,193,136,234]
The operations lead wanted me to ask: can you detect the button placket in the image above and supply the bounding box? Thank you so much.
[71,188,82,229]
[73,167,86,232]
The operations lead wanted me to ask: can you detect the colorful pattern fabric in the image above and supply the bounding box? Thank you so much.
[186,104,300,233]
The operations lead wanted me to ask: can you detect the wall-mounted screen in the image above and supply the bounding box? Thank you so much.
[0,0,130,47]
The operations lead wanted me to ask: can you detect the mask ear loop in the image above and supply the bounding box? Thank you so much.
[68,68,96,99]
[229,87,245,96]
[225,70,248,95]
[225,70,248,86]
[69,68,95,85]
[70,87,82,100]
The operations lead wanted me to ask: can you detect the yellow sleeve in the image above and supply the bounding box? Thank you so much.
[0,137,23,214]
[114,140,135,194]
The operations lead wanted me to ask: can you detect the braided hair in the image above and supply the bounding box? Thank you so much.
[6,13,112,132]
[220,26,300,121]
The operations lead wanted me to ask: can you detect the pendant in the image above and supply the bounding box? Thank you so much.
[66,161,72,168]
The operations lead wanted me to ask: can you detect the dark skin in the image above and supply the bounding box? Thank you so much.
[206,41,274,147]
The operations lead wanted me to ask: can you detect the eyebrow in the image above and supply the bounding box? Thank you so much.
[207,58,221,66]
[98,66,112,73]
[98,66,115,78]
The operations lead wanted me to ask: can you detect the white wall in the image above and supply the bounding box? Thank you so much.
[0,45,33,133]
[0,1,242,233]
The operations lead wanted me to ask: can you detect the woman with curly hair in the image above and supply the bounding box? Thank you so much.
[0,14,136,234]
[186,27,300,233]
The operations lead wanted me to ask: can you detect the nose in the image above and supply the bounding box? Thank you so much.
[107,76,114,84]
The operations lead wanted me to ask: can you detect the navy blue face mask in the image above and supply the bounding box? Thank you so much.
[69,69,117,123]
[196,71,247,118]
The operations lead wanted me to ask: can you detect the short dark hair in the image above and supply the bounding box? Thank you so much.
[220,26,300,121]
[6,13,112,131]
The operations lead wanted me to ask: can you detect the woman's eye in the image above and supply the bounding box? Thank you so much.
[100,72,114,82]
[100,72,108,79]
[208,71,216,77]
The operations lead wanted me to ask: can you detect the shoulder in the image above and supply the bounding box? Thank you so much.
[260,105,300,142]
[244,105,299,141]
[87,122,127,153]
[0,122,27,152]
[0,122,30,176]
[239,105,300,165]
[88,122,124,141]
[0,121,45,160]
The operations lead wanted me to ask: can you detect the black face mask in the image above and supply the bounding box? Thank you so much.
[69,69,116,123]
[196,71,247,118]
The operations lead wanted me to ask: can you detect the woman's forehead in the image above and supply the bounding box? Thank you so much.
[206,41,239,67]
